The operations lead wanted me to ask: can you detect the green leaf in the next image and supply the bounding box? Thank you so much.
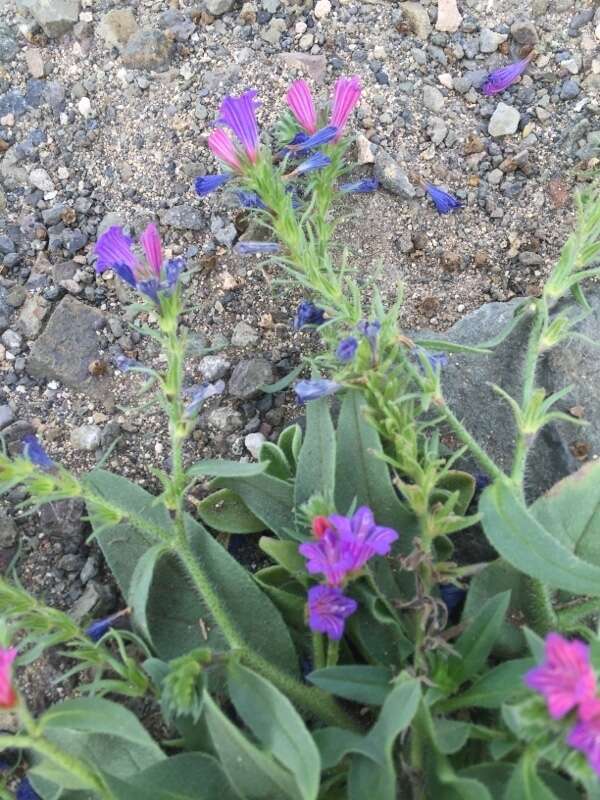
[307,665,393,706]
[129,544,169,641]
[434,471,476,516]
[188,459,268,479]
[436,659,533,712]
[203,691,301,800]
[260,442,293,480]
[481,480,600,595]
[214,473,296,540]
[431,719,471,754]
[424,753,493,800]
[503,754,559,800]
[277,424,302,468]
[461,764,580,800]
[196,489,265,534]
[295,397,336,509]
[259,537,307,577]
[447,592,510,685]
[523,627,545,661]
[228,661,321,800]
[254,566,307,630]
[347,586,413,666]
[261,363,304,393]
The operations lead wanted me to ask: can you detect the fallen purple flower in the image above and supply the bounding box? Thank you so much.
[425,183,463,214]
[234,241,281,255]
[294,301,326,330]
[339,179,379,194]
[22,435,54,470]
[307,585,357,640]
[294,379,341,403]
[114,355,140,372]
[195,174,231,197]
[185,380,226,416]
[481,54,534,96]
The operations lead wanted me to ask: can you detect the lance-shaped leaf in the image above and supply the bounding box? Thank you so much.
[307,665,393,706]
[295,396,336,511]
[196,488,265,534]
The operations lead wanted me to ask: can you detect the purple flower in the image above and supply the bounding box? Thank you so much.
[185,380,225,416]
[22,435,54,470]
[165,258,184,288]
[94,226,137,274]
[307,585,357,640]
[294,379,341,404]
[234,241,281,255]
[289,126,338,153]
[195,174,231,197]
[299,530,355,587]
[339,179,379,194]
[16,777,41,800]
[114,355,140,372]
[474,472,491,491]
[357,319,381,352]
[330,76,362,140]
[481,55,534,96]
[286,80,318,134]
[567,700,600,777]
[216,90,260,163]
[292,152,332,176]
[294,301,326,330]
[524,633,597,720]
[235,190,267,209]
[329,506,399,572]
[85,617,114,643]
[426,352,448,369]
[425,183,463,214]
[336,336,358,362]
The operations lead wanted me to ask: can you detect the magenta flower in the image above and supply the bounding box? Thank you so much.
[481,54,533,96]
[524,633,597,720]
[568,699,600,776]
[287,80,318,134]
[208,129,242,172]
[307,585,357,640]
[0,647,17,709]
[329,506,399,572]
[330,76,361,139]
[299,530,355,587]
[216,90,260,163]
[139,223,163,276]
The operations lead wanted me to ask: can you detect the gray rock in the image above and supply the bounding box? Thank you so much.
[510,20,538,46]
[532,0,548,16]
[206,405,244,432]
[245,432,266,459]
[97,9,138,49]
[206,0,235,15]
[69,580,115,623]
[39,498,86,540]
[210,216,237,247]
[0,405,14,430]
[70,424,102,451]
[423,85,445,112]
[17,294,50,338]
[121,29,172,70]
[158,10,196,42]
[373,148,416,199]
[0,26,18,62]
[159,205,205,231]
[27,295,112,400]
[200,354,231,381]
[568,8,595,36]
[399,2,431,40]
[0,514,17,548]
[17,0,80,38]
[479,28,508,53]
[488,102,520,137]
[229,358,274,399]
[560,79,580,101]
[29,168,54,193]
[232,321,259,347]
[261,18,286,45]
[97,212,126,237]
[1,329,23,353]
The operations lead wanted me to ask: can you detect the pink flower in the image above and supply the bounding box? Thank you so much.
[139,223,163,276]
[524,633,597,719]
[208,129,242,172]
[330,76,361,139]
[216,90,260,163]
[568,698,600,776]
[0,648,17,709]
[286,80,318,134]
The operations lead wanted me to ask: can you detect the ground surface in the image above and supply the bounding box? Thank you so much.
[0,0,598,717]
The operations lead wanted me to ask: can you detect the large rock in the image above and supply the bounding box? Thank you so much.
[373,148,416,200]
[436,287,600,499]
[16,0,80,38]
[159,204,205,231]
[27,296,113,400]
[399,2,431,40]
[97,9,138,49]
[121,29,172,70]
[229,358,274,399]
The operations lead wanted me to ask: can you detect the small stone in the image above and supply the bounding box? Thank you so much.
[1,329,23,354]
[70,424,102,451]
[436,0,462,33]
[121,29,172,70]
[232,321,259,347]
[532,0,548,16]
[488,102,520,137]
[373,148,416,199]
[356,133,375,164]
[568,8,595,37]
[0,26,18,63]
[206,405,244,433]
[0,405,14,430]
[280,52,327,83]
[299,32,314,50]
[29,168,54,193]
[17,295,49,338]
[423,85,445,112]
[240,3,257,24]
[205,0,235,15]
[245,432,266,459]
[229,358,274,399]
[159,205,205,231]
[314,0,331,19]
[479,28,508,53]
[262,18,286,45]
[98,8,139,48]
[399,2,432,41]
[560,78,580,101]
[18,0,80,38]
[0,513,17,548]
[69,581,115,622]
[77,97,91,117]
[510,20,539,47]
[200,354,231,381]
[25,48,44,78]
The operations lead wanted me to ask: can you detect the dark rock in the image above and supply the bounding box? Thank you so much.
[121,29,173,70]
[568,8,595,36]
[39,498,86,540]
[560,79,580,101]
[229,358,274,399]
[69,580,116,622]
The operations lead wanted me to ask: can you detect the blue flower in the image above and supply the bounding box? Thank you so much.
[165,258,185,288]
[235,190,267,209]
[336,336,358,362]
[439,584,466,616]
[114,355,140,372]
[184,380,225,416]
[294,301,326,330]
[16,777,41,800]
[293,152,332,176]
[357,319,381,352]
[474,472,491,491]
[290,125,338,152]
[85,617,114,643]
[339,179,379,194]
[425,183,462,214]
[426,352,448,370]
[235,241,281,255]
[22,435,54,470]
[195,174,231,197]
[294,379,341,404]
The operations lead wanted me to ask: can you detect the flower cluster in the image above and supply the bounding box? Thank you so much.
[299,507,399,640]
[94,224,184,303]
[524,633,600,776]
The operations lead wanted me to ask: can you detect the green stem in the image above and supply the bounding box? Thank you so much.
[312,632,326,670]
[326,639,339,668]
[439,402,505,482]
[557,598,600,629]
[522,576,557,636]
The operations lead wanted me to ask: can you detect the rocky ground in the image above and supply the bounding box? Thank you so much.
[0,0,599,715]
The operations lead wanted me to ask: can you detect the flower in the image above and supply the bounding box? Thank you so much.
[288,125,338,152]
[294,301,326,330]
[234,241,281,255]
[235,190,267,209]
[481,54,533,96]
[329,506,399,572]
[312,516,330,538]
[294,379,341,404]
[114,355,140,372]
[567,699,600,777]
[16,777,41,800]
[307,585,357,640]
[22,435,54,470]
[330,76,362,139]
[524,633,597,720]
[195,174,231,197]
[336,336,358,362]
[94,225,184,302]
[357,319,381,351]
[185,380,225,416]
[207,129,242,171]
[286,80,318,134]
[339,179,379,193]
[425,183,463,214]
[291,152,332,176]
[299,530,355,587]
[216,90,260,163]
[85,618,114,643]
[0,647,17,709]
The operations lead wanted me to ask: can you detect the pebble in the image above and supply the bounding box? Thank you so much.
[399,2,432,41]
[77,97,92,118]
[97,9,139,48]
[121,29,172,70]
[200,354,231,381]
[0,513,17,547]
[560,78,580,100]
[314,0,331,20]
[0,405,14,430]
[1,329,23,354]
[19,0,80,38]
[29,168,55,193]
[17,295,49,338]
[479,28,508,53]
[229,358,274,399]
[206,0,236,15]
[232,321,259,347]
[25,48,44,78]
[70,424,102,451]
[423,85,445,112]
[436,0,462,33]
[510,20,539,46]
[159,205,205,231]
[206,405,244,433]
[245,432,266,459]
[488,102,520,137]
[373,148,416,199]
